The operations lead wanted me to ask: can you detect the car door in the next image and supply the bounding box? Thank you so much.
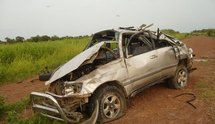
[123,34,161,92]
[155,40,179,78]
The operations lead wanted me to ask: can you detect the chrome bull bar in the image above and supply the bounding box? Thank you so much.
[30,92,99,124]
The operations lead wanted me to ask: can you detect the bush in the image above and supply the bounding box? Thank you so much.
[7,111,20,124]
[0,96,5,117]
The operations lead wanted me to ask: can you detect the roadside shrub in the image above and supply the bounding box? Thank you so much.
[0,96,5,117]
[7,111,20,124]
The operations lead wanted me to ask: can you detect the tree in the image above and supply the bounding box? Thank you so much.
[5,37,15,43]
[30,35,40,42]
[40,35,50,41]
[15,36,24,42]
[50,35,59,41]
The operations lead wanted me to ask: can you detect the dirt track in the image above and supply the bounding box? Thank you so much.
[0,36,215,123]
[0,76,47,103]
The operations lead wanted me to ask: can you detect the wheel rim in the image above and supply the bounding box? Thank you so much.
[177,69,187,87]
[102,94,121,119]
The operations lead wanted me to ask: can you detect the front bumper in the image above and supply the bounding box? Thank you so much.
[187,54,197,73]
[30,92,98,123]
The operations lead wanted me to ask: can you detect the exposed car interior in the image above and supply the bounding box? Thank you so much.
[122,33,154,57]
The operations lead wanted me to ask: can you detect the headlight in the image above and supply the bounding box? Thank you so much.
[188,48,193,58]
[64,82,83,94]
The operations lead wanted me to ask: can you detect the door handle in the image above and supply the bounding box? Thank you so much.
[150,55,157,59]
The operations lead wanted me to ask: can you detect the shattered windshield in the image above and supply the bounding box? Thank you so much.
[84,30,120,57]
[85,30,119,49]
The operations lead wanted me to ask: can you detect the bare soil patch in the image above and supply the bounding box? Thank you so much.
[0,76,47,103]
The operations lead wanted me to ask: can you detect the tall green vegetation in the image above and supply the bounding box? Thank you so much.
[0,37,89,84]
[0,95,63,124]
[161,29,215,39]
[161,29,191,40]
[192,29,215,37]
[0,96,5,118]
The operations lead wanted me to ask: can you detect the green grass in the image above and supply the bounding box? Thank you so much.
[0,96,30,116]
[0,96,29,122]
[192,29,215,37]
[195,81,215,99]
[7,112,64,124]
[195,76,215,122]
[22,114,64,124]
[161,29,191,40]
[0,37,89,85]
[0,96,5,118]
[0,95,64,124]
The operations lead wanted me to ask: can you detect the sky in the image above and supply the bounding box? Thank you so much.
[0,0,215,40]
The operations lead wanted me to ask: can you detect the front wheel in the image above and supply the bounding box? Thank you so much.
[168,65,188,89]
[88,85,127,123]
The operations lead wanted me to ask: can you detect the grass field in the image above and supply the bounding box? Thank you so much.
[161,29,191,40]
[0,37,89,85]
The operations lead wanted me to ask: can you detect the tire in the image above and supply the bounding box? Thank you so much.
[88,85,127,123]
[168,65,188,89]
[39,73,52,81]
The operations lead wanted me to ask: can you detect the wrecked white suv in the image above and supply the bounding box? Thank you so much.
[30,24,195,123]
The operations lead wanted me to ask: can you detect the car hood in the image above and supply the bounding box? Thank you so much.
[45,42,104,85]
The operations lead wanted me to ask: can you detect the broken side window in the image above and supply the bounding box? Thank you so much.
[122,33,154,57]
[85,30,118,49]
[95,42,119,65]
[154,39,172,49]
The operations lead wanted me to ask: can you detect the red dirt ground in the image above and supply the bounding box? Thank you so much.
[0,36,215,123]
[0,76,47,103]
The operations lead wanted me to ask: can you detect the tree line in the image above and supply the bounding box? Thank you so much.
[191,29,215,37]
[0,35,91,44]
[1,28,215,44]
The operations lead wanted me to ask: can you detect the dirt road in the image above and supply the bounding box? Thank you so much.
[0,76,47,103]
[0,36,214,123]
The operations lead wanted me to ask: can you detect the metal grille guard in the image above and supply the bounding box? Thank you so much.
[30,92,99,124]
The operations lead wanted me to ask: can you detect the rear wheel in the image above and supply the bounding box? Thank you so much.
[88,85,126,123]
[168,65,188,89]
